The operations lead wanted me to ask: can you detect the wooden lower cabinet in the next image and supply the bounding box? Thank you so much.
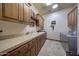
[6,33,46,56]
[30,46,36,56]
[7,45,26,56]
[25,50,31,56]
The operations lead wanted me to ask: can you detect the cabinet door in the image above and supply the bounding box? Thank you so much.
[24,4,31,23]
[36,14,44,29]
[35,38,39,55]
[74,7,77,25]
[2,3,18,20]
[71,11,74,26]
[68,13,72,26]
[39,17,44,28]
[18,3,24,21]
[25,51,31,56]
[71,8,77,26]
[0,4,2,19]
[30,46,36,56]
[68,7,77,28]
[28,40,33,49]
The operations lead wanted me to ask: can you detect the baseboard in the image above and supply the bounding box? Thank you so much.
[47,38,68,43]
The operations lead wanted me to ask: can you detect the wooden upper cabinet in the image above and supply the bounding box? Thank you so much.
[68,6,77,28]
[18,3,24,21]
[36,14,44,28]
[70,7,77,26]
[24,4,31,23]
[39,17,44,28]
[68,13,72,26]
[0,4,2,19]
[74,7,77,25]
[0,3,38,24]
[71,10,75,26]
[2,3,18,20]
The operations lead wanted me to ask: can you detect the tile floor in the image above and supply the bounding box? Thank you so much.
[38,40,66,56]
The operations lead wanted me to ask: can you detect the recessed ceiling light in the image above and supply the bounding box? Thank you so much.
[52,4,58,9]
[46,3,53,6]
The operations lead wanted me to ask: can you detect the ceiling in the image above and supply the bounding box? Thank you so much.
[32,3,76,15]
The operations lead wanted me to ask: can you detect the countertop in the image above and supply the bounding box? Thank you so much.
[61,33,77,37]
[0,32,45,55]
[66,34,77,37]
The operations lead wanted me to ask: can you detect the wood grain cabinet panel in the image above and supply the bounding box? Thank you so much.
[0,4,2,19]
[0,3,42,25]
[36,14,44,29]
[68,6,77,29]
[18,3,24,21]
[7,43,29,56]
[25,50,31,56]
[28,40,33,49]
[35,38,39,55]
[71,9,75,26]
[74,7,77,25]
[2,3,19,20]
[30,46,36,56]
[39,17,44,28]
[7,45,26,56]
[24,4,31,23]
[68,13,72,26]
[7,49,20,56]
[0,3,34,24]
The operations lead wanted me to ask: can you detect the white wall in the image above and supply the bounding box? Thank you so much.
[43,7,74,40]
[0,20,36,36]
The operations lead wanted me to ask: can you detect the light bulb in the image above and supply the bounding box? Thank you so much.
[52,4,58,9]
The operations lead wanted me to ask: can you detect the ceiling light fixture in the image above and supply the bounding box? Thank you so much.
[52,4,58,9]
